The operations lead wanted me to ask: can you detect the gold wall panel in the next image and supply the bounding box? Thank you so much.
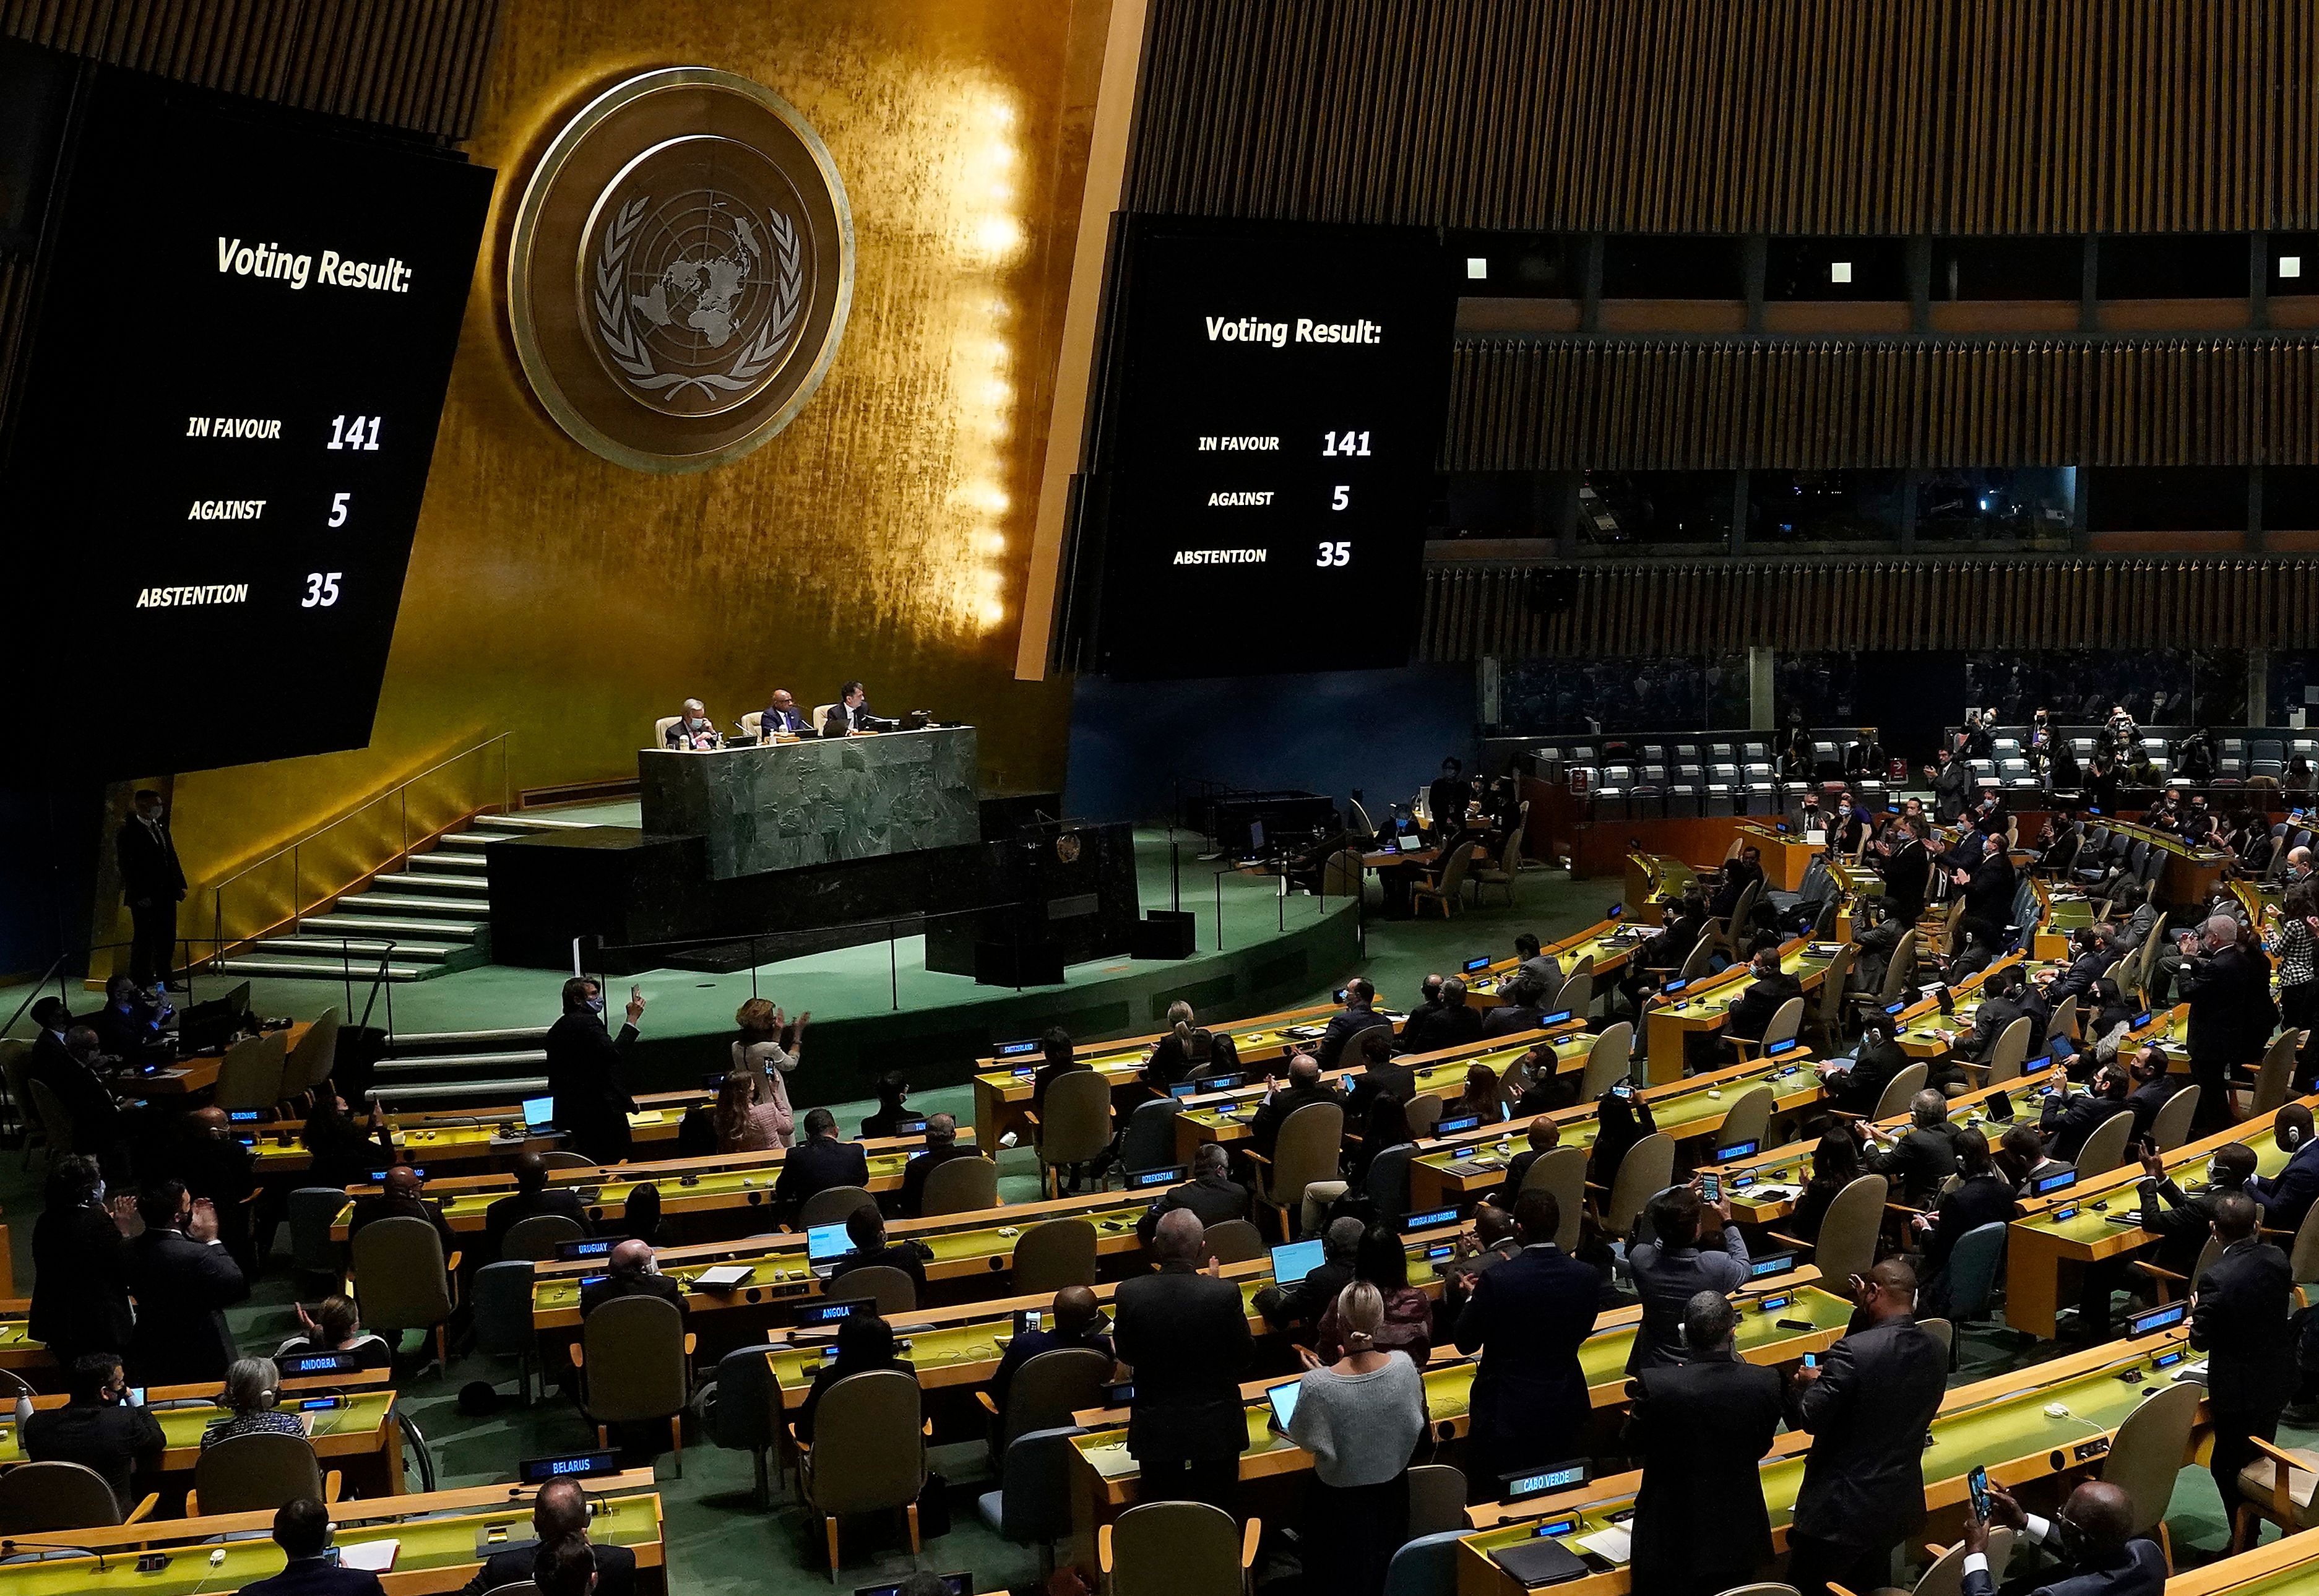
[131,0,1111,934]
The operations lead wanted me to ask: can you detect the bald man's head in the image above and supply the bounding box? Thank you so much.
[191,1106,228,1138]
[533,1478,591,1540]
[1287,1054,1321,1088]
[1152,1207,1204,1266]
[2205,914,2239,947]
[1053,1285,1099,1332]
[2279,1103,2315,1154]
[1863,1257,1917,1321]
[384,1167,423,1201]
[2058,1480,2135,1558]
[609,1238,654,1277]
[512,1152,548,1192]
[1527,1116,1560,1151]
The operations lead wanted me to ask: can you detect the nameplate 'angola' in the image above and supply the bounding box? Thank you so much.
[506,67,855,475]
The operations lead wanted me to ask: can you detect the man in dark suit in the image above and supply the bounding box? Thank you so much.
[1873,824,1930,925]
[1862,1092,1964,1210]
[1314,978,1393,1069]
[1513,934,1565,1004]
[1955,847,2019,951]
[1959,969,2037,1066]
[663,699,722,749]
[1397,974,1482,1056]
[1255,1215,1362,1331]
[2122,1046,2180,1141]
[123,1180,248,1386]
[990,1284,1115,1412]
[348,1165,457,1256]
[1480,973,1552,1040]
[1114,1208,1253,1509]
[545,978,642,1165]
[2179,916,2274,1132]
[1490,1117,1562,1210]
[1784,1259,1948,1596]
[482,1153,591,1262]
[166,1106,259,1277]
[2250,1105,2319,1231]
[897,1114,979,1217]
[1961,1482,2163,1596]
[1453,1188,1600,1500]
[459,1480,637,1596]
[92,974,170,1066]
[1136,1144,1247,1245]
[1818,1011,1911,1117]
[2135,1140,2255,1277]
[1427,757,1472,847]
[821,679,896,736]
[240,1499,386,1596]
[1722,947,1803,1056]
[2043,928,2113,1006]
[829,1204,931,1300]
[116,788,188,988]
[772,1108,870,1218]
[1437,1203,1523,1330]
[2039,1063,2135,1163]
[1248,1054,1342,1161]
[1343,1028,1415,1124]
[2192,1190,2295,1512]
[1624,1291,1786,1596]
[758,688,807,737]
[579,1238,689,1329]
[22,1353,164,1511]
[29,1025,125,1164]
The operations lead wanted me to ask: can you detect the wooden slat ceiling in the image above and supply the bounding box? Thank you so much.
[1446,334,2319,470]
[1127,0,2319,233]
[2,0,503,142]
[1419,556,2319,660]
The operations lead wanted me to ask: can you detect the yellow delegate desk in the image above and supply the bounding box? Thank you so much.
[327,1128,969,1241]
[137,1021,314,1097]
[1168,1024,1581,1163]
[2005,1085,2317,1339]
[1464,918,1640,1008]
[0,1373,401,1504]
[1735,821,1825,892]
[1066,1270,1856,1517]
[1718,1065,2069,1228]
[2102,819,2236,906]
[0,1475,666,1595]
[1408,1046,1824,1213]
[758,1227,1465,1412]
[1622,852,1698,912]
[1884,951,2038,1058]
[529,1187,1164,1333]
[1640,937,1844,1083]
[1451,1328,2209,1596]
[2169,1519,2319,1595]
[970,1003,1412,1143]
[256,1090,710,1176]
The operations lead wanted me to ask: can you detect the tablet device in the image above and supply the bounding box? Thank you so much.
[1270,1239,1326,1287]
[1263,1379,1300,1433]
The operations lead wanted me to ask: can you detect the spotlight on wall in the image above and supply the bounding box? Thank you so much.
[1829,261,1853,284]
[1466,257,1488,280]
[2282,255,2304,280]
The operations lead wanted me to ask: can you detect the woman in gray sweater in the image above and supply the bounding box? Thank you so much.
[1287,1280,1431,1596]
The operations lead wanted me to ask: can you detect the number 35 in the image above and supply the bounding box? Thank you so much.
[301,572,342,608]
[1315,541,1351,567]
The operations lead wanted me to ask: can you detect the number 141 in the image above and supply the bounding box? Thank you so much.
[1321,429,1371,456]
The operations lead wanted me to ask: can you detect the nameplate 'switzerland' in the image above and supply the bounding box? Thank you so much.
[506,67,855,473]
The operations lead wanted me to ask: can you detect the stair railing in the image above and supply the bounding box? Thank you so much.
[206,732,511,964]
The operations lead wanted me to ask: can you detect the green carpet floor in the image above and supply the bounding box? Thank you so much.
[0,858,2300,1590]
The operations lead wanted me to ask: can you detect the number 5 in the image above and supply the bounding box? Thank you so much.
[329,492,350,527]
[1331,485,1350,511]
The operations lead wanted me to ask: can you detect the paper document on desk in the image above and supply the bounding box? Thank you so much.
[1576,1525,1631,1564]
[340,1540,398,1572]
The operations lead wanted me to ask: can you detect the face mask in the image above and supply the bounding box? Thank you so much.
[586,996,605,1015]
[2205,1162,2223,1186]
[91,1179,105,1205]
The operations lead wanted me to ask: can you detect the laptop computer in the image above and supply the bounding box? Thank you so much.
[806,1223,853,1278]
[521,1095,556,1132]
[1269,1239,1325,1287]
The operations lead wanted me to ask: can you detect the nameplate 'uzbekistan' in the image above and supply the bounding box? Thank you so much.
[506,67,855,474]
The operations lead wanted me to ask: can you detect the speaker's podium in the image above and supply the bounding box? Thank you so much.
[923,819,1138,985]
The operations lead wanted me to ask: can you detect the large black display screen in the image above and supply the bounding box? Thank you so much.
[1084,220,1452,678]
[0,69,493,776]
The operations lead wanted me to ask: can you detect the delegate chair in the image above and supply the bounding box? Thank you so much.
[1203,1219,1266,1265]
[2146,1085,2200,1153]
[1034,1071,1113,1199]
[1382,1533,1472,1596]
[2073,1111,2135,1178]
[471,1260,543,1404]
[918,1155,1000,1216]
[571,1295,693,1465]
[799,1185,877,1231]
[1407,1464,1467,1537]
[1865,1062,1930,1124]
[1100,1499,1259,1596]
[27,1079,76,1157]
[826,1265,916,1316]
[1579,1023,1634,1099]
[188,1431,335,1516]
[287,1187,348,1292]
[280,1007,340,1103]
[214,1029,289,1117]
[1410,842,1478,917]
[1523,1146,1589,1252]
[977,1347,1110,1462]
[1599,1132,1675,1235]
[2239,1031,2305,1119]
[2102,1379,2200,1569]
[1709,1084,1776,1162]
[1730,998,1804,1061]
[350,1214,460,1365]
[1470,829,1524,907]
[1012,1218,1097,1293]
[797,1369,928,1582]
[1116,1100,1180,1181]
[1773,1173,1886,1287]
[0,1461,156,1533]
[976,1426,1084,1577]
[1248,1102,1343,1241]
[501,1212,585,1262]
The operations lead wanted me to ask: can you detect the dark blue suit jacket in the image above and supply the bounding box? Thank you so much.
[1452,1243,1599,1465]
[2250,1139,2319,1232]
[1961,1537,2164,1596]
[240,1557,386,1596]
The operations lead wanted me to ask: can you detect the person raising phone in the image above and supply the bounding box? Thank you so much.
[1960,1480,2161,1596]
